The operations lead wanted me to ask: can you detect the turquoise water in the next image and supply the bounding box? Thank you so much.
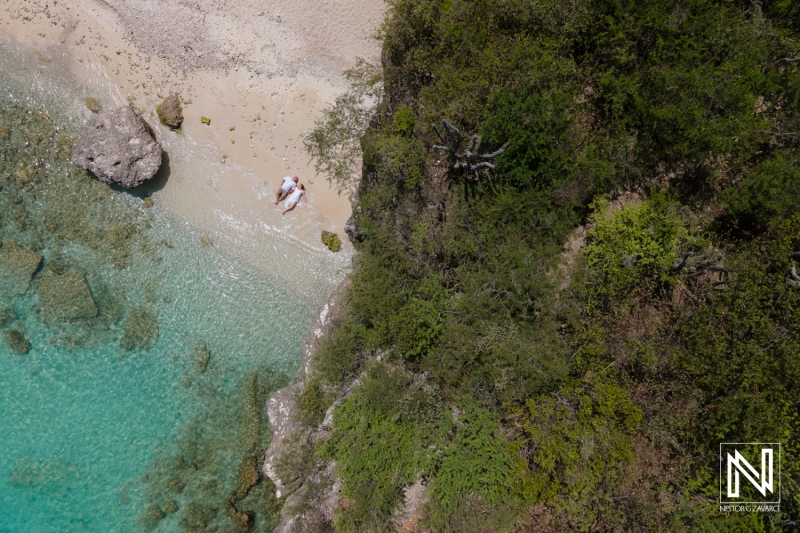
[0,39,342,532]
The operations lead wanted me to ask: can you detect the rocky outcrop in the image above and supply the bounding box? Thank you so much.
[156,94,183,129]
[0,242,42,297]
[37,273,98,323]
[71,106,162,188]
[263,278,351,532]
[343,215,363,243]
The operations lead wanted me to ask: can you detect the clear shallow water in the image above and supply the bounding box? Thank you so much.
[0,38,342,532]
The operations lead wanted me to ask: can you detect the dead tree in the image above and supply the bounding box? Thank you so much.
[431,120,509,197]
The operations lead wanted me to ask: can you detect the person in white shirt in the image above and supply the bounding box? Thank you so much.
[273,176,299,204]
[282,184,306,215]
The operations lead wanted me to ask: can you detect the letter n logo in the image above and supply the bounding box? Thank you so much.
[720,443,781,504]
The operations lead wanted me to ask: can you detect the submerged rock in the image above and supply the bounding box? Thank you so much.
[4,329,30,355]
[0,242,42,297]
[0,307,16,328]
[70,106,162,188]
[321,230,341,252]
[167,477,186,494]
[163,500,179,514]
[225,454,260,529]
[179,502,217,530]
[156,94,183,129]
[193,340,210,373]
[38,273,98,323]
[146,504,165,521]
[120,308,160,351]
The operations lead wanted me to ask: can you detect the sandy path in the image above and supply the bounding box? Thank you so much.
[0,0,384,252]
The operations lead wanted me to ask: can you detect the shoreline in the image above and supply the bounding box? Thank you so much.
[0,0,383,247]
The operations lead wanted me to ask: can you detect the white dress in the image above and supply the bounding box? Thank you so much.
[284,188,304,207]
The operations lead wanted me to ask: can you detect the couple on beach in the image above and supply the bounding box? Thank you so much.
[273,176,306,215]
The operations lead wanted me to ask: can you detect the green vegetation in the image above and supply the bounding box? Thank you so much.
[297,0,800,530]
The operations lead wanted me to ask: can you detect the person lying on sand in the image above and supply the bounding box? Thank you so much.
[273,176,299,204]
[282,183,305,215]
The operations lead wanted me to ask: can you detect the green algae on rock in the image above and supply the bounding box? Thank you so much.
[4,329,30,355]
[321,231,341,252]
[37,273,98,323]
[200,116,211,126]
[156,94,183,129]
[0,242,42,297]
[120,308,160,350]
[84,97,101,113]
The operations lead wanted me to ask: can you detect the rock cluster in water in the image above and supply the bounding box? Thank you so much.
[70,106,162,188]
[0,102,168,355]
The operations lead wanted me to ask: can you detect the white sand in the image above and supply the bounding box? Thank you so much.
[1,0,384,253]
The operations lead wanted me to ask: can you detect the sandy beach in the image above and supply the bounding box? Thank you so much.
[0,0,384,253]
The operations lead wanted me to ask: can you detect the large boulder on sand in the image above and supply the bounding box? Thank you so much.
[0,242,42,297]
[71,106,162,188]
[38,273,98,323]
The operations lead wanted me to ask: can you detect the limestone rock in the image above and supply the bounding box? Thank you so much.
[321,231,341,252]
[263,279,351,532]
[344,215,363,243]
[156,94,183,129]
[4,329,30,355]
[37,273,98,323]
[71,106,162,188]
[0,242,42,297]
[120,308,160,351]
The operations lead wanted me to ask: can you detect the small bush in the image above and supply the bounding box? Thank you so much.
[583,192,693,311]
